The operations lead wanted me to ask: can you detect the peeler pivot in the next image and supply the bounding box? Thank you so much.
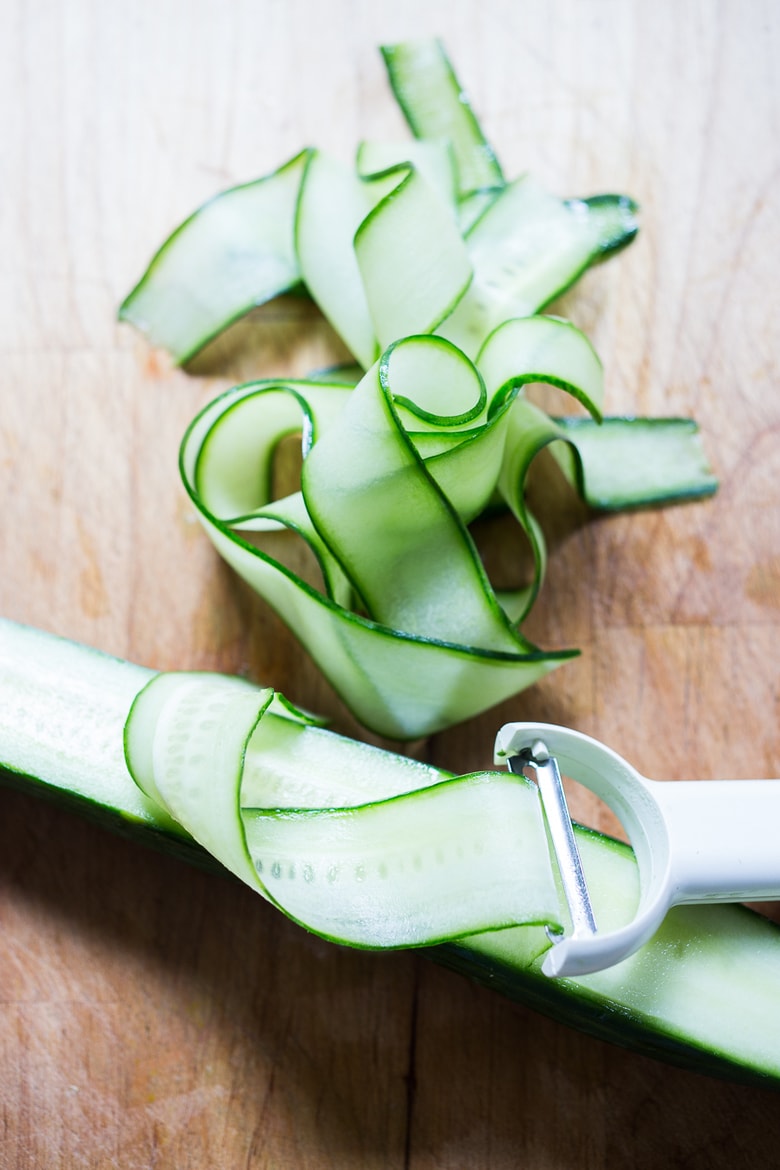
[495,721,780,979]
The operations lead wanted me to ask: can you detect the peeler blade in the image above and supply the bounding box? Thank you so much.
[508,740,597,945]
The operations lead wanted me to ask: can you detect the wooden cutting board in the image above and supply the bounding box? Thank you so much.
[2,1,780,1165]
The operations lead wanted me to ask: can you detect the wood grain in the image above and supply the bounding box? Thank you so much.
[2,0,780,1165]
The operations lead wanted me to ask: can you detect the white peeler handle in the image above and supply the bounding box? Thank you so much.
[652,777,780,905]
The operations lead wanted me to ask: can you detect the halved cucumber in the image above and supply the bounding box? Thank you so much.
[2,616,780,1088]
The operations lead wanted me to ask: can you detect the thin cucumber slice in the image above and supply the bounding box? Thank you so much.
[126,668,560,948]
[119,150,311,365]
[294,150,379,370]
[575,193,641,260]
[477,314,604,421]
[380,39,504,195]
[553,416,720,509]
[244,771,558,948]
[2,617,780,1088]
[438,178,639,357]
[456,187,502,234]
[118,39,713,739]
[301,336,521,648]
[354,165,472,348]
[356,138,459,211]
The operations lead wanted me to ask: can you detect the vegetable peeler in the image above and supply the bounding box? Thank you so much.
[495,721,780,979]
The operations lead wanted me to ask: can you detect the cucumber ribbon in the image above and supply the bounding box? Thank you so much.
[125,669,563,949]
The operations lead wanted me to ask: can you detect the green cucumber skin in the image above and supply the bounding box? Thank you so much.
[1,617,778,1089]
[0,759,222,877]
[431,937,779,1091]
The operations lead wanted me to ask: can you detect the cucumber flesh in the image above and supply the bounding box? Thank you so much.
[117,42,714,740]
[2,617,780,1088]
[355,164,473,349]
[181,324,600,738]
[356,138,459,210]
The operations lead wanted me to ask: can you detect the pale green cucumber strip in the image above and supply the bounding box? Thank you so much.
[237,490,358,612]
[477,314,604,421]
[306,361,364,386]
[456,187,503,235]
[494,405,718,616]
[182,496,571,739]
[3,619,780,1085]
[190,378,355,609]
[573,193,640,260]
[438,177,639,358]
[183,423,572,743]
[294,150,379,370]
[124,670,560,949]
[191,377,352,517]
[119,150,311,365]
[420,316,604,526]
[495,397,562,621]
[356,138,459,212]
[354,164,473,349]
[242,773,559,948]
[119,42,639,368]
[380,39,504,195]
[242,708,450,809]
[553,416,719,509]
[127,672,273,897]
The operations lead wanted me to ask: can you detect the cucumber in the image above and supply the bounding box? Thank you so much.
[2,615,780,1088]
